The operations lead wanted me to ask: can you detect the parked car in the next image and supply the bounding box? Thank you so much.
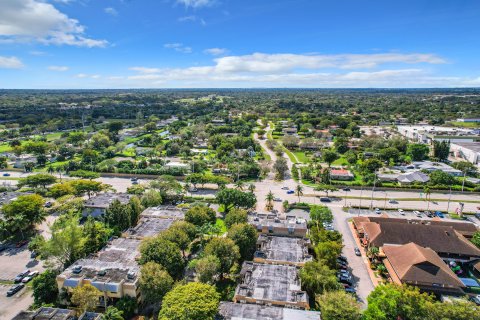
[338,264,348,270]
[338,255,348,262]
[44,201,52,208]
[469,295,480,305]
[354,247,361,256]
[14,270,30,283]
[16,240,28,248]
[281,186,289,190]
[434,211,445,218]
[344,287,357,294]
[320,197,331,202]
[6,284,24,297]
[413,210,421,217]
[21,271,39,283]
[273,197,282,202]
[338,270,350,277]
[425,211,433,218]
[338,275,353,285]
[130,177,138,182]
[398,208,405,215]
[286,190,294,194]
[375,208,381,214]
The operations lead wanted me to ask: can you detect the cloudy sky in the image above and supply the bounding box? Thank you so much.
[0,0,479,88]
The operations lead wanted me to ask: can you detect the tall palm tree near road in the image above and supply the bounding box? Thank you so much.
[295,185,304,202]
[248,184,256,193]
[423,186,431,211]
[266,191,274,210]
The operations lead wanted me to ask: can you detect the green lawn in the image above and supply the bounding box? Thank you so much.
[332,157,349,166]
[293,151,310,163]
[449,121,480,128]
[0,143,12,153]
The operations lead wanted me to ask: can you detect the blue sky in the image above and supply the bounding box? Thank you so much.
[1,0,480,88]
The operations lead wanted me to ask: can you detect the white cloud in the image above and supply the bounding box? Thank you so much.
[29,50,47,56]
[204,48,228,56]
[104,7,118,16]
[0,0,107,47]
[75,73,100,79]
[0,56,24,69]
[121,52,454,88]
[129,67,162,74]
[48,65,69,71]
[176,0,215,8]
[164,43,192,53]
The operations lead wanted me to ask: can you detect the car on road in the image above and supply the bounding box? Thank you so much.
[320,197,331,202]
[354,247,361,256]
[44,201,53,208]
[388,199,398,204]
[273,197,282,202]
[130,177,138,182]
[6,284,24,297]
[286,190,294,194]
[14,270,30,283]
[434,211,445,218]
[281,186,289,190]
[3,173,11,177]
[398,208,405,215]
[21,270,39,283]
[342,187,351,191]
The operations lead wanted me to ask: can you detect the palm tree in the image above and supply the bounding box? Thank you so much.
[266,191,274,210]
[423,186,431,211]
[295,185,304,202]
[102,307,124,320]
[367,246,379,260]
[235,180,244,191]
[248,184,256,193]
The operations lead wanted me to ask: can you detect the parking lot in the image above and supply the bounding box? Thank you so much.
[348,208,452,221]
[0,244,45,318]
[0,284,33,319]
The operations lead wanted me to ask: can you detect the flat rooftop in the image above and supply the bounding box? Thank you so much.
[235,262,308,305]
[248,215,308,230]
[217,302,321,320]
[140,205,186,219]
[255,235,312,264]
[60,238,140,285]
[84,193,132,209]
[451,141,480,152]
[124,217,175,239]
[12,308,76,320]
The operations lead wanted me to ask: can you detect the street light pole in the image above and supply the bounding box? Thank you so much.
[370,172,377,210]
[446,186,452,214]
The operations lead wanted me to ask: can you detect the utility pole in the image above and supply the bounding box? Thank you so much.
[461,170,467,192]
[359,187,363,214]
[370,172,377,210]
[446,187,452,214]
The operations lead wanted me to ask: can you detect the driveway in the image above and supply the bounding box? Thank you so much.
[330,205,374,306]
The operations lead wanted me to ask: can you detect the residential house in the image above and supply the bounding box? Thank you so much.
[12,308,76,320]
[248,214,308,238]
[330,169,354,181]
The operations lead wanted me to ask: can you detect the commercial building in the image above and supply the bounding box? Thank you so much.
[382,242,465,295]
[354,218,480,261]
[411,161,462,176]
[83,193,133,218]
[217,302,321,320]
[57,238,141,305]
[397,125,479,144]
[254,235,312,266]
[233,262,309,309]
[450,142,480,167]
[456,118,480,123]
